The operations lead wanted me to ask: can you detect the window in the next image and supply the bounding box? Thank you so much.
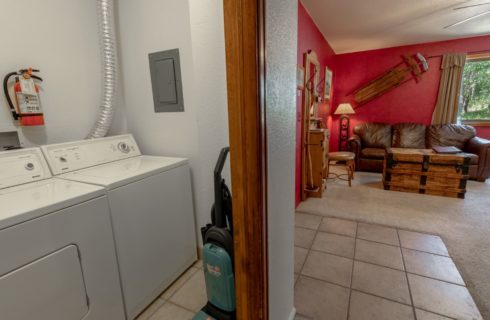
[460,54,490,124]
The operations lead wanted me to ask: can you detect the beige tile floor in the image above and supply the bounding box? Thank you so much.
[136,260,206,320]
[136,217,483,319]
[294,214,483,320]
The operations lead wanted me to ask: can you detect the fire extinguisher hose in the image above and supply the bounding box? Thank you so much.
[2,72,20,120]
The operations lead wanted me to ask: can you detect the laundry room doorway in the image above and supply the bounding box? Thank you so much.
[223,0,298,319]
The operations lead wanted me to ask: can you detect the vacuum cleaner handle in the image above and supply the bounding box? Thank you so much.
[214,147,229,229]
[214,147,229,178]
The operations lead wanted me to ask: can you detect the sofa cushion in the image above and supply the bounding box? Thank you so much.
[353,123,392,149]
[361,148,385,159]
[427,124,476,149]
[393,123,426,148]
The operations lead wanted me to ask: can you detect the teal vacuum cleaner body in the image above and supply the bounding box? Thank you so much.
[194,147,236,320]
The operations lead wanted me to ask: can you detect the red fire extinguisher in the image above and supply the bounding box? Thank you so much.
[3,68,44,126]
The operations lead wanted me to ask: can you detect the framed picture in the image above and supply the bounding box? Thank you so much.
[324,67,333,100]
[297,65,305,90]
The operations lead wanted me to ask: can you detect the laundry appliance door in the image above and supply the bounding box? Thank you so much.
[0,196,125,320]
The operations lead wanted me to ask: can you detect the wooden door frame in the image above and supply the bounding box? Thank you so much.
[223,0,268,319]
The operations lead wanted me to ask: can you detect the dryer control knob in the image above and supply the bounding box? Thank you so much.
[25,163,35,171]
[118,142,130,153]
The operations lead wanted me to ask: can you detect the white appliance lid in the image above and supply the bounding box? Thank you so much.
[0,148,51,190]
[59,155,188,189]
[41,134,141,175]
[0,178,106,230]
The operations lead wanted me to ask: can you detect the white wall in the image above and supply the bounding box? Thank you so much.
[1,0,229,243]
[0,0,126,146]
[188,0,231,229]
[266,0,298,319]
[117,0,230,245]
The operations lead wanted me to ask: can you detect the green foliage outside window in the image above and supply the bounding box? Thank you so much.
[461,59,490,121]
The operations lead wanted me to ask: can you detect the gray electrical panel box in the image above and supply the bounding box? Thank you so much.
[149,49,184,112]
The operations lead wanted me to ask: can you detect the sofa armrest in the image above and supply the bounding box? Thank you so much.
[348,135,362,168]
[466,136,490,156]
[465,136,490,181]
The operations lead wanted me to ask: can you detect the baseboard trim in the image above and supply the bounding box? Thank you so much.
[288,307,297,320]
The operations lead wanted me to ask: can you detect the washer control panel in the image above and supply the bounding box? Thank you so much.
[0,148,51,190]
[41,134,141,175]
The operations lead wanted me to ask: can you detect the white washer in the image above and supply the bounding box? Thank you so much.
[41,134,198,319]
[0,148,125,320]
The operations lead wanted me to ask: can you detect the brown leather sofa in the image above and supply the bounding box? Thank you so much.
[348,122,490,181]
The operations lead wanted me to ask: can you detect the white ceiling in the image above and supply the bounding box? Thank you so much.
[301,0,490,54]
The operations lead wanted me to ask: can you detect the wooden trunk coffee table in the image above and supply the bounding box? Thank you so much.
[383,148,471,199]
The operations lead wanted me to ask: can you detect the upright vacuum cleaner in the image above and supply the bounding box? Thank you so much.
[194,147,236,320]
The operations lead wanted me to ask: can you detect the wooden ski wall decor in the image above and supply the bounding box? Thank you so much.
[351,53,429,105]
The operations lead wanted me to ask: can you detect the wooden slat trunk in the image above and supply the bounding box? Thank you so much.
[383,148,471,199]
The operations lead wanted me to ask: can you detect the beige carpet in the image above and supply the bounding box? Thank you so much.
[297,170,490,319]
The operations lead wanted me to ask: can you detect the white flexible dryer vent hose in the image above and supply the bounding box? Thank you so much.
[87,0,118,139]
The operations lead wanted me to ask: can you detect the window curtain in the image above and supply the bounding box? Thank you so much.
[432,53,467,125]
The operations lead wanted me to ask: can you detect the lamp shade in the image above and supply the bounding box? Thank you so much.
[334,103,355,115]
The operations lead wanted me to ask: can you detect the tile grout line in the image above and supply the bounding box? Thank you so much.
[353,256,466,287]
[306,226,425,254]
[295,225,318,234]
[300,272,419,309]
[295,215,467,276]
[295,216,355,319]
[305,246,465,287]
[297,219,322,280]
[298,213,452,258]
[346,222,359,320]
[356,236,401,248]
[138,262,202,319]
[136,298,165,320]
[166,300,201,315]
[300,274,351,291]
[308,247,354,260]
[350,288,416,308]
[397,228,418,320]
[165,266,200,300]
[353,257,404,272]
[295,211,450,248]
[160,262,207,315]
[405,270,466,287]
[414,306,459,320]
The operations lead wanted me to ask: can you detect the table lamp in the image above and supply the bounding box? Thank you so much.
[335,103,355,151]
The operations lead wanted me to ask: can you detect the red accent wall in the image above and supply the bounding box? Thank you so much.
[476,126,490,138]
[331,35,490,151]
[296,1,336,207]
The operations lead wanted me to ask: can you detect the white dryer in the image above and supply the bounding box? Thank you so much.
[41,134,197,319]
[0,148,125,320]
